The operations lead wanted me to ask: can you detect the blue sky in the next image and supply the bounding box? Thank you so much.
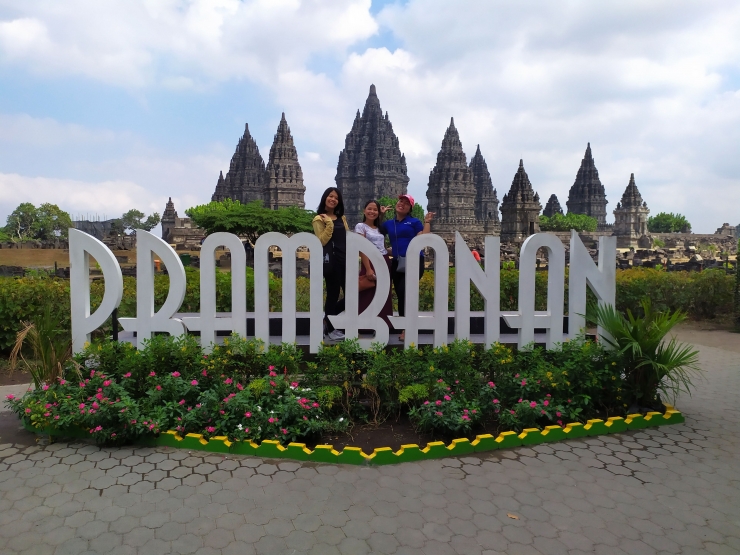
[0,0,738,232]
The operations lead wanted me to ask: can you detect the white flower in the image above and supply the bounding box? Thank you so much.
[338,417,344,422]
[257,406,262,411]
[237,424,243,430]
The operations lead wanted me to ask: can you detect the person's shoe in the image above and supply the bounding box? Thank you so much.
[327,330,345,341]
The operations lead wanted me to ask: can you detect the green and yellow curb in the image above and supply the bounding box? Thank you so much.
[23,407,685,466]
[144,407,685,465]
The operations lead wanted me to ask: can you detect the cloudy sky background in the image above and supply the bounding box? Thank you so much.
[0,0,738,233]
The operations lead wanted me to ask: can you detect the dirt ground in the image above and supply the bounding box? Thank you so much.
[0,248,219,270]
[671,320,740,353]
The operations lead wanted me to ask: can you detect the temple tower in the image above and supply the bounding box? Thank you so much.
[500,160,542,242]
[264,113,305,209]
[543,194,564,218]
[335,84,409,225]
[566,143,608,224]
[613,173,650,248]
[212,124,266,205]
[469,144,501,235]
[161,197,177,242]
[425,118,481,246]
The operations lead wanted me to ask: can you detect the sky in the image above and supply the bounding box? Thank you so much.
[0,0,738,233]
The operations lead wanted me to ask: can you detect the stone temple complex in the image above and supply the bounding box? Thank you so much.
[500,160,542,242]
[161,197,205,249]
[335,85,409,225]
[470,145,501,234]
[543,194,564,218]
[566,143,608,225]
[212,115,305,209]
[613,173,650,248]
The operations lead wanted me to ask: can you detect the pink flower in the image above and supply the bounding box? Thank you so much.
[529,401,537,408]
[281,429,288,435]
[54,415,60,420]
[196,404,201,408]
[556,411,562,417]
[92,401,99,409]
[514,373,519,378]
[443,395,451,401]
[219,410,225,415]
[492,399,499,404]
[543,400,549,406]
[44,412,50,417]
[111,433,116,437]
[463,409,469,414]
[172,371,180,377]
[206,426,216,433]
[94,425,102,432]
[567,399,572,403]
[541,410,546,415]
[303,416,307,420]
[79,382,85,388]
[269,381,276,387]
[224,378,233,385]
[245,412,252,418]
[42,384,49,391]
[518,398,523,403]
[103,380,111,387]
[179,399,186,405]
[123,373,131,378]
[487,382,495,388]
[191,380,198,386]
[268,365,275,371]
[472,409,477,414]
[557,420,563,426]
[155,385,162,391]
[59,379,66,385]
[237,383,244,391]
[149,372,156,377]
[5,394,15,400]
[546,393,551,397]
[25,408,31,414]
[96,392,103,400]
[461,415,470,421]
[424,401,430,405]
[435,411,443,416]
[509,410,516,415]
[435,400,442,406]
[312,402,319,408]
[290,382,298,388]
[201,369,207,376]
[521,380,527,386]
[437,379,443,383]
[268,417,277,424]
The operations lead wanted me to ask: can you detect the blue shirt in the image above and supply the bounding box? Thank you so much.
[381,216,423,257]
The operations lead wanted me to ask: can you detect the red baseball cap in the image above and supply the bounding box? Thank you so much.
[398,194,415,208]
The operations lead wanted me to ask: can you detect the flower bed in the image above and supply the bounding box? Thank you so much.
[5,334,687,464]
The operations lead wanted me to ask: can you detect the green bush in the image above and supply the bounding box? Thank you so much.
[5,335,633,442]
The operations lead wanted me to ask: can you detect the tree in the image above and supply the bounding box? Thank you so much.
[539,213,598,232]
[120,209,160,234]
[185,199,315,244]
[377,196,425,223]
[35,203,74,240]
[4,202,73,241]
[647,212,691,233]
[5,202,39,241]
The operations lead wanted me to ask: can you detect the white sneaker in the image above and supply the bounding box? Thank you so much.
[327,330,345,341]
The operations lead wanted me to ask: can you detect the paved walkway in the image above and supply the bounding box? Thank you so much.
[1,334,739,555]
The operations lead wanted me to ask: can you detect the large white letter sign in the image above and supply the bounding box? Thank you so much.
[253,233,324,353]
[119,230,187,346]
[568,231,616,341]
[182,233,246,352]
[328,233,391,348]
[504,233,565,349]
[390,233,449,348]
[69,229,124,354]
[455,233,500,348]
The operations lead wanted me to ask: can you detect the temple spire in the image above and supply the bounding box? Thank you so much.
[566,142,607,224]
[264,113,305,209]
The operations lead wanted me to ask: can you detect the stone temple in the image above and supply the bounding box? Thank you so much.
[543,194,564,218]
[424,119,499,248]
[566,143,608,225]
[212,115,305,209]
[336,85,409,225]
[500,160,542,242]
[613,173,650,248]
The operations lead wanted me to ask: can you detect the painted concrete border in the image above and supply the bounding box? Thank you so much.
[22,408,684,466]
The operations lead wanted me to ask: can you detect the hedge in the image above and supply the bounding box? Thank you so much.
[0,267,734,353]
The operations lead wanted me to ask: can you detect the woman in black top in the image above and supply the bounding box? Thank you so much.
[312,187,350,341]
